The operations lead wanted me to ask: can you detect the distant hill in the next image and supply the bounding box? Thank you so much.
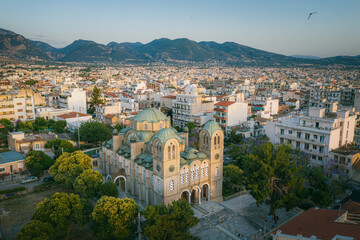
[0,27,360,66]
[291,55,321,60]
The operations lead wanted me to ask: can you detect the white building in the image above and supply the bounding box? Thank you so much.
[56,112,92,132]
[59,88,87,114]
[265,107,356,166]
[95,102,122,122]
[214,101,249,134]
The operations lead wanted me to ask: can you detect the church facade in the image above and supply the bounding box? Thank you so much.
[100,108,223,206]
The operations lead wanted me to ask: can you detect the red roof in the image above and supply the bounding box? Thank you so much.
[215,101,235,107]
[162,95,176,99]
[273,208,360,239]
[57,112,91,119]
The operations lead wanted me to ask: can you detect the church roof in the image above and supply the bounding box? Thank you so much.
[138,131,154,142]
[203,120,221,136]
[151,127,184,144]
[131,108,168,123]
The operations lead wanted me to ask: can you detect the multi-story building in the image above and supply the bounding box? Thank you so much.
[266,107,356,166]
[340,88,355,107]
[8,132,55,155]
[0,89,45,121]
[329,144,360,175]
[56,112,92,132]
[100,108,224,206]
[95,102,122,122]
[59,88,87,114]
[213,101,248,134]
[172,85,215,127]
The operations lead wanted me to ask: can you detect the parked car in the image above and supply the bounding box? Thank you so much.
[20,176,38,184]
[43,176,55,183]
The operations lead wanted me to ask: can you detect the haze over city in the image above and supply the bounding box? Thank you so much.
[1,0,360,57]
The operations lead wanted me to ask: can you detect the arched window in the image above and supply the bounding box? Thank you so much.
[151,175,154,186]
[195,166,199,180]
[191,168,194,181]
[201,167,204,178]
[168,146,171,159]
[157,179,161,191]
[185,170,189,183]
[169,180,174,191]
[143,169,147,183]
[144,124,148,130]
[217,136,221,148]
[172,145,175,159]
[214,136,217,148]
[180,171,184,184]
[215,167,219,177]
[205,163,209,177]
[123,159,126,168]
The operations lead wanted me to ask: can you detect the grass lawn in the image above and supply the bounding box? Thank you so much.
[0,185,96,240]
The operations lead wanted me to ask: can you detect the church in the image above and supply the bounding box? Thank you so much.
[100,108,223,206]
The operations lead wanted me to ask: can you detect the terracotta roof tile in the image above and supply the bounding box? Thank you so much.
[215,101,235,107]
[57,112,91,119]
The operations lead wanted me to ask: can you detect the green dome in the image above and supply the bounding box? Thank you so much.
[112,129,118,135]
[196,152,207,159]
[132,108,168,123]
[151,128,184,144]
[203,120,221,136]
[184,151,197,160]
[138,131,154,142]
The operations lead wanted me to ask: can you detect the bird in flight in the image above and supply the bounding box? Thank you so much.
[308,12,317,20]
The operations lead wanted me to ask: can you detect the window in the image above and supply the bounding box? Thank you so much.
[312,155,316,160]
[320,136,324,143]
[319,146,323,153]
[316,122,319,128]
[313,145,317,150]
[0,167,5,172]
[144,124,148,130]
[205,165,209,177]
[280,129,284,135]
[170,180,174,191]
[313,135,318,140]
[215,167,219,177]
[185,170,189,183]
[304,143,309,150]
[288,140,292,144]
[347,121,349,128]
[35,143,40,149]
[280,138,284,144]
[288,130,292,135]
[180,172,184,184]
[143,170,147,183]
[157,179,161,191]
[168,146,171,159]
[297,132,301,138]
[151,175,154,186]
[172,145,175,159]
[136,166,139,179]
[93,160,98,167]
[296,142,300,149]
[305,133,310,140]
[191,169,194,181]
[201,167,204,178]
[195,167,199,180]
[318,156,323,161]
[17,109,23,112]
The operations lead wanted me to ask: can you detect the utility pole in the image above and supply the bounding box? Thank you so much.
[77,127,80,149]
[138,212,141,240]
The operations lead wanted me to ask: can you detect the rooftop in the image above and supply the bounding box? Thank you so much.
[57,112,91,119]
[215,101,235,107]
[0,151,25,164]
[332,144,360,156]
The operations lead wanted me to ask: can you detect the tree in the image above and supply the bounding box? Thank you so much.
[15,121,34,133]
[186,122,197,132]
[143,199,199,240]
[53,120,67,133]
[32,192,89,239]
[16,220,55,240]
[244,142,305,215]
[113,123,124,132]
[223,164,243,195]
[74,169,103,199]
[73,121,111,145]
[45,138,76,158]
[49,151,92,188]
[34,117,48,131]
[25,151,54,176]
[89,86,105,110]
[91,196,139,240]
[307,167,333,207]
[98,181,119,197]
[0,119,13,131]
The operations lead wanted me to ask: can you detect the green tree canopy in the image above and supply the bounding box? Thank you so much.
[73,121,111,145]
[0,118,13,131]
[25,151,54,176]
[91,197,139,240]
[15,121,34,133]
[89,86,105,109]
[34,117,48,131]
[143,199,199,240]
[32,192,89,239]
[53,120,67,133]
[45,138,76,158]
[74,169,103,199]
[244,142,305,215]
[49,151,92,188]
[16,220,55,240]
[223,164,243,194]
[98,181,119,198]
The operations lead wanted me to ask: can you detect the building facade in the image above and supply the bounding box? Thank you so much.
[100,108,224,206]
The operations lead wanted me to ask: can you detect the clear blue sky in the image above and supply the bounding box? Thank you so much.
[1,0,359,57]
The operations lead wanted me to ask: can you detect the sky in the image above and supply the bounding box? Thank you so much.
[1,0,360,58]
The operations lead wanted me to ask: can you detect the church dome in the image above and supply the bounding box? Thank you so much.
[203,120,221,136]
[196,152,208,159]
[151,128,184,144]
[138,131,154,142]
[132,108,168,123]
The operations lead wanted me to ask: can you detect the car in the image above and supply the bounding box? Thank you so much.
[43,176,55,183]
[20,176,38,184]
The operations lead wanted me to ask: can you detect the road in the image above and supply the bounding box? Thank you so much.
[0,172,50,192]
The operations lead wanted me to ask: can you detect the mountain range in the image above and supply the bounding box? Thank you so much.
[1,28,360,66]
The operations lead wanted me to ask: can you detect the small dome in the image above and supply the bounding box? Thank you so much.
[112,129,118,135]
[151,128,183,144]
[132,108,168,123]
[138,131,154,142]
[196,152,207,159]
[203,120,221,136]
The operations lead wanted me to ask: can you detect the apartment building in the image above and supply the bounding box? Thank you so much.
[213,101,248,134]
[265,107,356,166]
[8,131,55,154]
[258,79,286,90]
[172,85,215,127]
[95,102,122,122]
[59,88,87,114]
[249,96,279,119]
[329,144,360,175]
[0,89,45,121]
[56,112,92,131]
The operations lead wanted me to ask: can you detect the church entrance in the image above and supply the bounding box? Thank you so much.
[180,190,190,203]
[191,187,200,204]
[201,184,210,202]
[114,176,126,194]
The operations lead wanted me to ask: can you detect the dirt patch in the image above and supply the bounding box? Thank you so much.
[0,186,71,240]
